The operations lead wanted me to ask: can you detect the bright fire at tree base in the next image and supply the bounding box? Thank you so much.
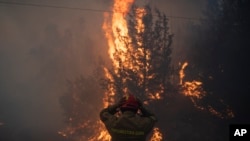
[58,0,234,140]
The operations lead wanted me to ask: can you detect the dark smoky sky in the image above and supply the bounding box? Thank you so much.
[0,0,206,140]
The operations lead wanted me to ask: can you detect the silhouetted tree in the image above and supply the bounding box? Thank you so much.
[103,4,174,102]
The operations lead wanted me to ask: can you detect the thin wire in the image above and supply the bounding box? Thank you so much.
[0,1,206,21]
[0,1,112,13]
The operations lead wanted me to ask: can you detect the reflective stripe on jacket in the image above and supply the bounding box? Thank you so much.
[100,108,157,141]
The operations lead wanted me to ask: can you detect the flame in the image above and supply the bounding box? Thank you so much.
[103,0,134,68]
[97,130,110,141]
[179,62,188,85]
[179,61,234,119]
[135,8,146,33]
[135,8,146,46]
[95,0,136,140]
[149,127,163,141]
[182,81,205,99]
[103,67,116,107]
[102,0,163,140]
[179,62,205,99]
[60,0,235,138]
[88,121,111,141]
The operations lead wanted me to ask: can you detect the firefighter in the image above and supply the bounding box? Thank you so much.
[100,94,157,141]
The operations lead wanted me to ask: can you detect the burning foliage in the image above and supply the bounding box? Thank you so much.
[60,0,173,140]
[102,1,173,103]
[58,76,105,140]
[149,128,163,141]
[59,0,235,141]
[101,1,173,140]
[179,62,234,119]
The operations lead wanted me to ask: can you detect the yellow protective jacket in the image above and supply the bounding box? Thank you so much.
[100,107,157,141]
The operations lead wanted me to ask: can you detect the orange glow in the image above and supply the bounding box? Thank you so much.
[102,0,163,100]
[179,62,205,99]
[182,81,205,99]
[103,67,115,107]
[102,1,136,139]
[135,8,146,33]
[179,61,234,119]
[56,1,172,140]
[179,62,188,85]
[102,0,134,68]
[102,0,163,140]
[149,127,163,141]
[97,0,136,140]
[88,121,111,141]
[135,8,146,46]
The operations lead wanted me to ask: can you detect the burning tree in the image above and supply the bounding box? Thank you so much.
[59,1,236,140]
[102,4,173,103]
[100,3,174,140]
[58,0,228,140]
[59,1,172,140]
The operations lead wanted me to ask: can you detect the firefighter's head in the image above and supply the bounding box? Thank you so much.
[120,94,140,113]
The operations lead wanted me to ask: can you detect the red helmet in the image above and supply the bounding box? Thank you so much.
[120,94,140,111]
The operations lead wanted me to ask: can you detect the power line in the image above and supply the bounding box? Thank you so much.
[0,1,111,13]
[0,1,206,21]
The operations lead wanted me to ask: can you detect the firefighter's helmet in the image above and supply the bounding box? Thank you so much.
[120,94,140,112]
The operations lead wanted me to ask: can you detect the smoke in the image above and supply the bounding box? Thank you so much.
[0,0,109,140]
[0,0,207,140]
